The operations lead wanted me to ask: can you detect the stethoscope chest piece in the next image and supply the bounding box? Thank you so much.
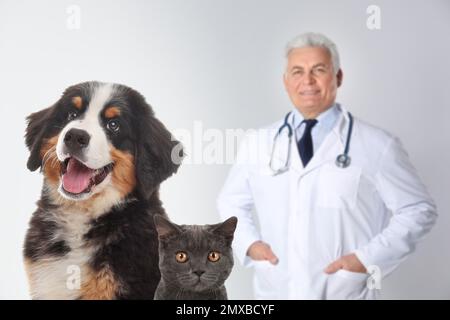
[335,154,351,168]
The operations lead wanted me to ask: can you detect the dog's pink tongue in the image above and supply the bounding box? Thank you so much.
[62,158,94,194]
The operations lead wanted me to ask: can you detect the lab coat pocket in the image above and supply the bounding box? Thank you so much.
[317,164,361,209]
[252,261,278,299]
[326,269,369,300]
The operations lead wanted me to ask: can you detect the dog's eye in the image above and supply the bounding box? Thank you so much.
[107,120,120,132]
[67,111,78,121]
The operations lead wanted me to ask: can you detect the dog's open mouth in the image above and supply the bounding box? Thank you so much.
[60,157,114,195]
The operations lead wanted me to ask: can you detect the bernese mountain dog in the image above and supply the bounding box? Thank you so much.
[23,81,183,299]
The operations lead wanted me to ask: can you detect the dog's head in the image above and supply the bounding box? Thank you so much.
[25,81,182,205]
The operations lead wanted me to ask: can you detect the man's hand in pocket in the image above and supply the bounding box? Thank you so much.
[247,240,279,265]
[324,253,367,274]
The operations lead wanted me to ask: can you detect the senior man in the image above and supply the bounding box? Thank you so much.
[217,32,437,299]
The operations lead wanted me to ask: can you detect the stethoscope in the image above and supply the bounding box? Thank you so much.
[268,110,354,175]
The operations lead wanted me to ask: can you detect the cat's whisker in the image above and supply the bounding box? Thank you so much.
[202,274,219,282]
[176,274,193,282]
[210,288,217,299]
[176,287,184,300]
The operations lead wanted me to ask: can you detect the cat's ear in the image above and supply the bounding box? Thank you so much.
[211,216,238,242]
[154,215,182,239]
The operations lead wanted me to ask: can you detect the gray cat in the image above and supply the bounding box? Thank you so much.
[153,216,237,300]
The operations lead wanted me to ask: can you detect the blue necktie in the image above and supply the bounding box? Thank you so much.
[298,119,318,167]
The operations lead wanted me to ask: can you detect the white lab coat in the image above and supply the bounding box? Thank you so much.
[217,105,437,299]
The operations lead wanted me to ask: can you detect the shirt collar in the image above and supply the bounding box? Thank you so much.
[292,103,340,131]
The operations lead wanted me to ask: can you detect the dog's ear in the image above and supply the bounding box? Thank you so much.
[25,105,55,171]
[135,108,183,200]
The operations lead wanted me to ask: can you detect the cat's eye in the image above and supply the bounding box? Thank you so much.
[208,251,221,262]
[175,251,188,263]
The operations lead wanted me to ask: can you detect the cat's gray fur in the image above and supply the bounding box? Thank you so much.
[153,216,237,300]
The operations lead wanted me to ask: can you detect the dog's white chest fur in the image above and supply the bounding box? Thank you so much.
[26,211,95,300]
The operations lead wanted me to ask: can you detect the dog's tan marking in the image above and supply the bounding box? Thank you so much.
[104,106,120,119]
[40,135,61,186]
[80,266,118,300]
[110,148,136,197]
[72,96,83,109]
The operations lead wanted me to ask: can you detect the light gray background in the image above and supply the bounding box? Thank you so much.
[0,0,449,299]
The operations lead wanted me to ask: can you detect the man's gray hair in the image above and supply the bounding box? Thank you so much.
[285,32,341,74]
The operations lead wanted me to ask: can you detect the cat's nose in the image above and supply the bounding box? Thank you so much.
[193,270,205,277]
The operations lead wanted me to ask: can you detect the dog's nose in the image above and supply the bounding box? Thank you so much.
[64,128,90,151]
